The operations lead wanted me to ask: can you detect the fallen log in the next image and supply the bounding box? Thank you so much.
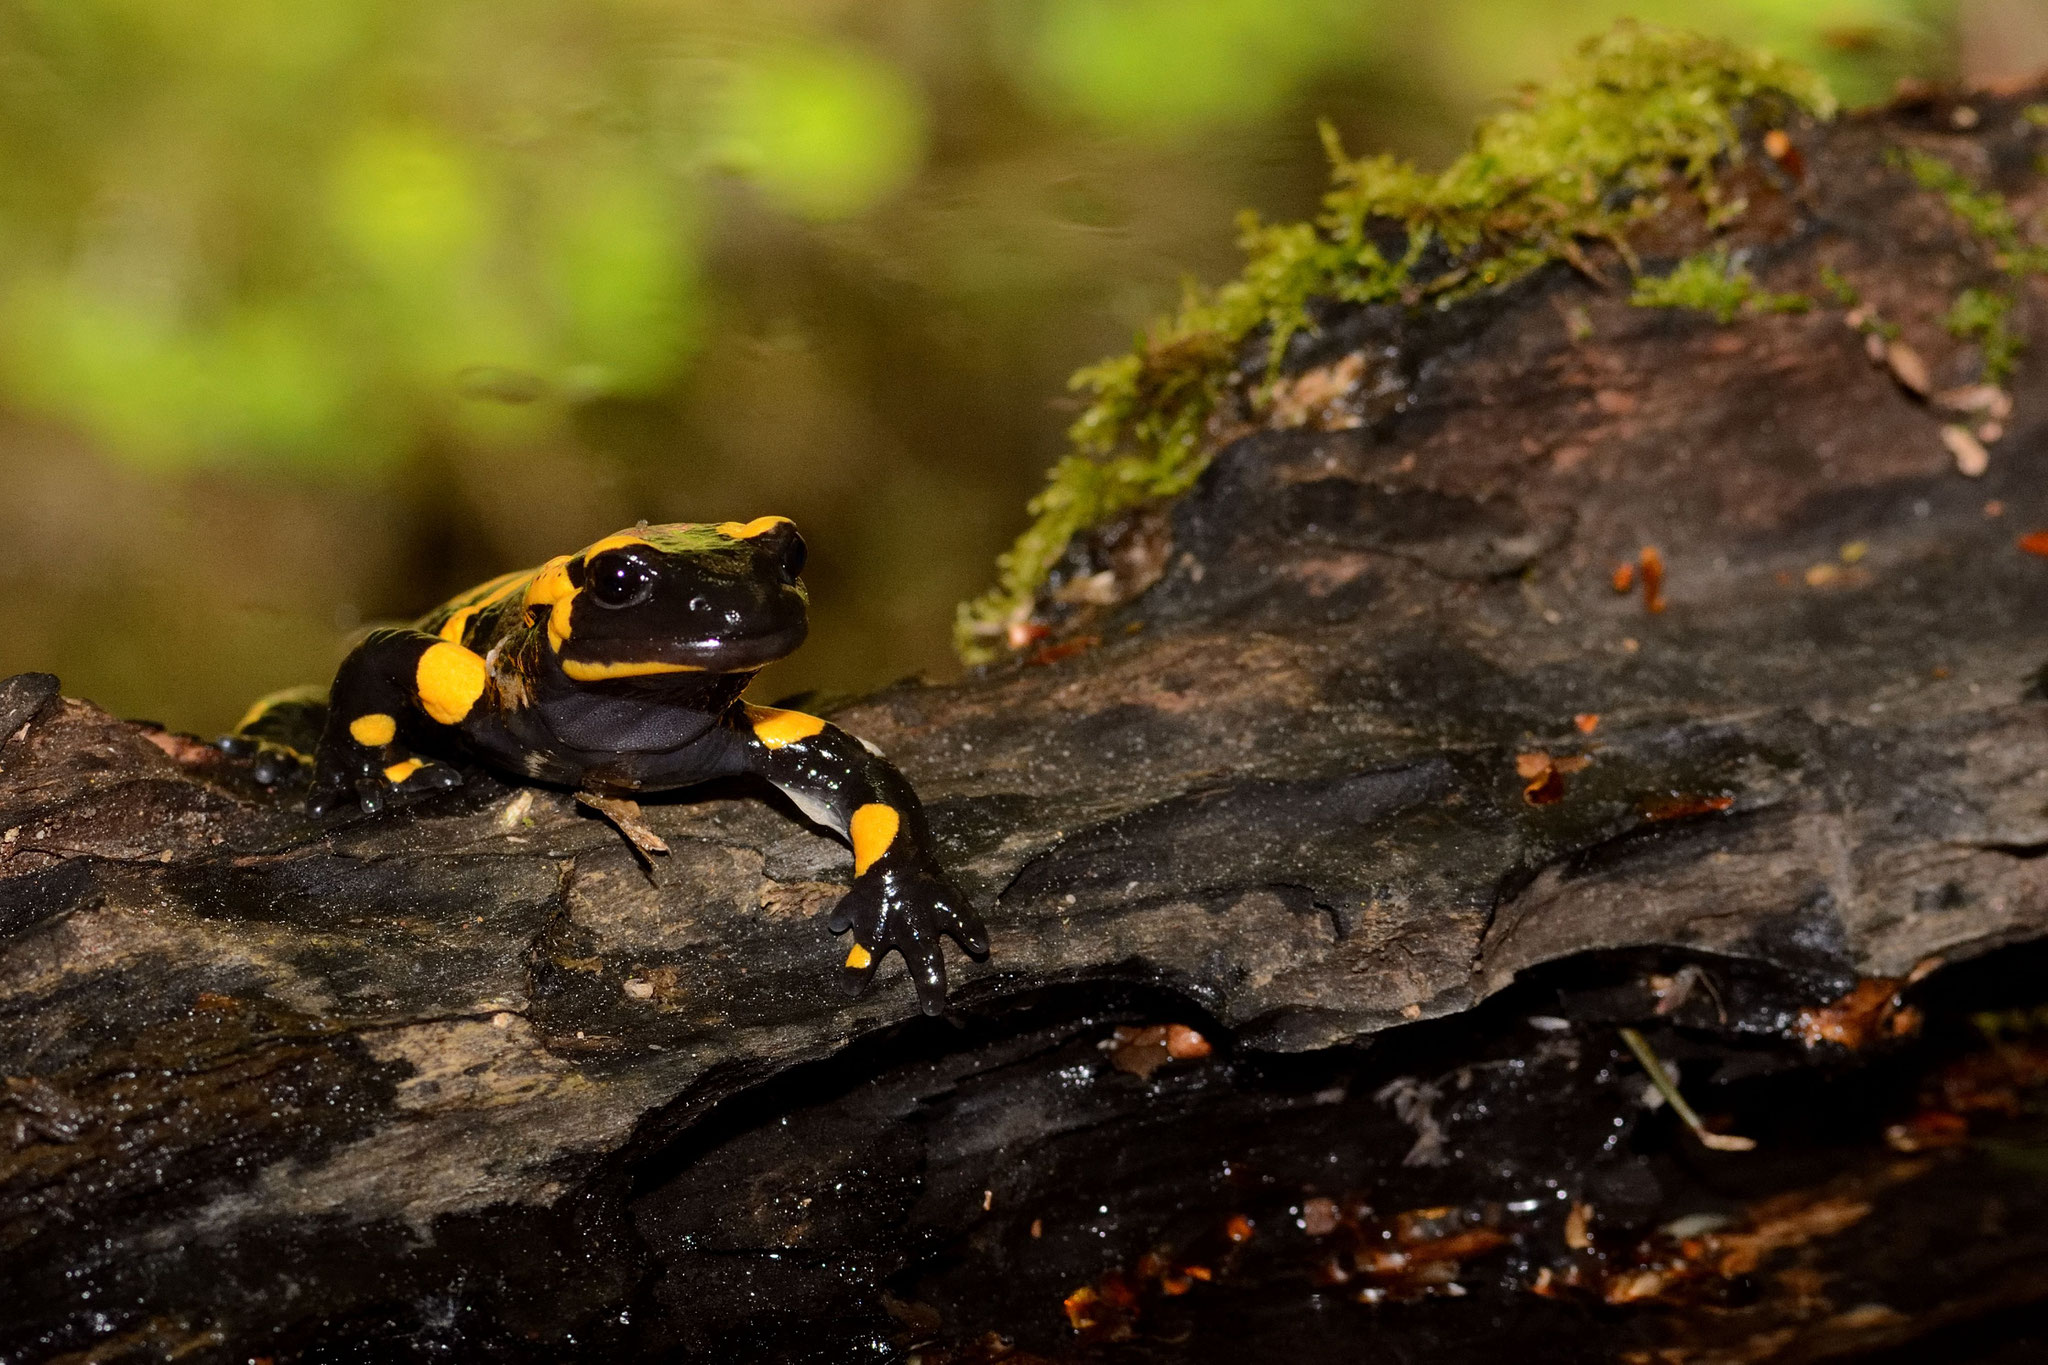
[5,51,2048,1365]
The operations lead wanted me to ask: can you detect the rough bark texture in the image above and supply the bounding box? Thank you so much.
[6,91,2048,1364]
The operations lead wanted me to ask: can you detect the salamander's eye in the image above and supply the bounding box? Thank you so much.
[778,530,806,582]
[586,552,655,609]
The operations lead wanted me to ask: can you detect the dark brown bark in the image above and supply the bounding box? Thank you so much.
[5,90,2048,1363]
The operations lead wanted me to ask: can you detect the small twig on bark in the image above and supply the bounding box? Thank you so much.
[1620,1026,1756,1153]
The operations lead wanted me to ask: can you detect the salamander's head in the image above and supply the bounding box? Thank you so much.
[524,517,809,682]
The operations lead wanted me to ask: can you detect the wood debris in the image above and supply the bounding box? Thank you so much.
[1933,383,2011,419]
[575,792,670,862]
[1267,352,1368,430]
[1884,341,1930,396]
[1941,424,1989,477]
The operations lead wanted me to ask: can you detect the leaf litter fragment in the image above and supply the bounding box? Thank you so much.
[1102,1023,1213,1079]
[1794,976,1924,1050]
[1610,546,1666,612]
[1516,751,1591,805]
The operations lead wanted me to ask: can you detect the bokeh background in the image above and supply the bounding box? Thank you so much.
[1,0,2043,734]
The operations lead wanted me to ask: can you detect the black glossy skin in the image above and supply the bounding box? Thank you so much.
[225,519,986,1013]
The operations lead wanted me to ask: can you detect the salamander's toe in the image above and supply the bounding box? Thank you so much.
[839,937,880,997]
[942,897,989,959]
[906,934,949,1015]
[827,856,982,1012]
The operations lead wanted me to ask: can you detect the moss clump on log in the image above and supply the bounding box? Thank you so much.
[956,22,1834,661]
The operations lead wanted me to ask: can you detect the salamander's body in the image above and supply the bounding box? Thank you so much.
[226,518,985,1012]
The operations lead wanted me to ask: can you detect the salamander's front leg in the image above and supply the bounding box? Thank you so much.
[306,628,483,814]
[736,703,987,1014]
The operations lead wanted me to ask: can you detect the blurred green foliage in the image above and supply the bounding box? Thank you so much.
[0,0,1969,730]
[716,43,927,220]
[1025,0,1376,131]
[1410,0,1941,104]
[0,0,850,471]
[0,0,1947,480]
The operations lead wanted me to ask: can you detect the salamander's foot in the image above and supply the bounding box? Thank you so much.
[218,736,313,788]
[305,751,463,815]
[830,862,988,1015]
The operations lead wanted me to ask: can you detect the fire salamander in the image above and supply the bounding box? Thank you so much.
[223,517,987,1013]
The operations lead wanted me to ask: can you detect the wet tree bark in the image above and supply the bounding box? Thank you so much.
[6,89,2048,1364]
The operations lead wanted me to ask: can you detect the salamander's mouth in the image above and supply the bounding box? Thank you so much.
[560,620,808,682]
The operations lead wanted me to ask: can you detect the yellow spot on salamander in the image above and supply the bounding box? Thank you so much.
[746,704,827,749]
[383,758,426,784]
[439,609,477,645]
[845,943,873,971]
[561,658,706,681]
[523,554,577,649]
[232,697,276,735]
[850,802,899,877]
[716,515,792,540]
[229,684,329,736]
[444,566,532,611]
[349,713,397,747]
[416,642,489,725]
[437,568,531,644]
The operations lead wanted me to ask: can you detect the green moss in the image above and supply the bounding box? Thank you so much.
[1630,248,1810,323]
[2024,104,2048,129]
[1896,148,2047,385]
[956,23,1834,659]
[1900,148,2048,275]
[1943,286,2022,382]
[1902,149,2019,247]
[1817,264,1859,308]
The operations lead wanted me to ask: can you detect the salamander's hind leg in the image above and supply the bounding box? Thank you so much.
[306,628,487,815]
[220,685,328,786]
